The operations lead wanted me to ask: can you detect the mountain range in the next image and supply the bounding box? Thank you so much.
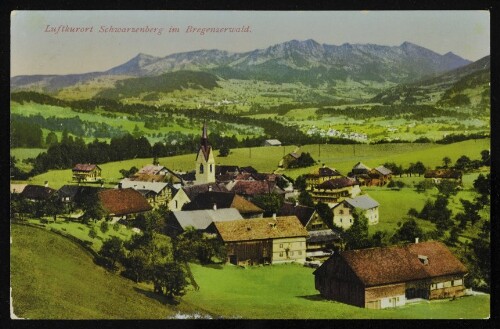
[11,39,474,93]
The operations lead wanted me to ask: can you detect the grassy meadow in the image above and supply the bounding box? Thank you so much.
[10,224,489,319]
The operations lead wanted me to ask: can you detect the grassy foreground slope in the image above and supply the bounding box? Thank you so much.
[10,224,198,319]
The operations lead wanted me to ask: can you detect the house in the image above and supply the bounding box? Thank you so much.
[20,185,56,201]
[168,182,228,211]
[280,152,301,168]
[215,165,240,176]
[72,164,102,182]
[195,122,216,185]
[331,195,380,229]
[183,191,264,219]
[240,166,258,174]
[279,202,341,258]
[209,215,308,266]
[98,188,152,221]
[313,241,468,309]
[167,208,244,235]
[351,162,371,175]
[117,179,172,207]
[131,164,183,184]
[424,169,463,184]
[368,166,393,186]
[226,180,285,200]
[309,177,361,204]
[263,139,282,147]
[304,166,343,189]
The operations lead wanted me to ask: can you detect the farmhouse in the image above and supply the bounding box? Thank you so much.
[72,164,102,182]
[309,177,361,204]
[368,166,393,186]
[117,179,173,208]
[280,152,301,168]
[209,215,308,266]
[331,194,380,229]
[183,191,264,218]
[424,169,463,184]
[304,166,343,188]
[167,208,244,235]
[263,139,282,147]
[98,188,152,221]
[313,241,468,309]
[20,184,56,201]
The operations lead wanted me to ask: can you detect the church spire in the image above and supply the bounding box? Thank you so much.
[200,120,208,148]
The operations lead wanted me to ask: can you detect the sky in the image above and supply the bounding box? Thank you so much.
[11,10,490,76]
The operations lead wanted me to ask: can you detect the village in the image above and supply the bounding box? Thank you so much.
[10,122,474,310]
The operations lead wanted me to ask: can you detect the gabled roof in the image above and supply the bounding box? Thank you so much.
[315,241,467,287]
[180,171,196,182]
[317,177,357,189]
[240,166,258,174]
[352,162,371,171]
[229,180,284,196]
[373,166,392,176]
[99,188,152,216]
[215,165,240,176]
[307,229,342,243]
[182,183,228,200]
[172,208,243,230]
[424,169,463,179]
[344,195,379,210]
[183,191,263,214]
[72,164,100,172]
[278,202,315,227]
[288,152,301,159]
[118,179,169,194]
[264,139,282,146]
[136,164,168,176]
[57,185,82,198]
[21,185,56,200]
[318,167,342,177]
[213,216,308,242]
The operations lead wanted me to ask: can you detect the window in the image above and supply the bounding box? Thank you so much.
[279,243,283,248]
[175,200,178,209]
[199,164,204,174]
[339,210,344,215]
[444,281,452,288]
[279,252,283,257]
[436,282,444,289]
[350,219,353,223]
[430,283,437,290]
[453,279,463,286]
[210,164,213,173]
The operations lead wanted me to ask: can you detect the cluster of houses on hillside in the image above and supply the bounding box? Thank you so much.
[11,123,468,309]
[306,126,368,142]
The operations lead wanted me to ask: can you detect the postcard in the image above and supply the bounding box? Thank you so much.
[10,10,490,319]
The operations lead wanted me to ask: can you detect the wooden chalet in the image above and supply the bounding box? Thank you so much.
[98,188,152,220]
[304,166,343,189]
[209,215,308,266]
[314,241,468,309]
[72,164,102,182]
[368,166,393,186]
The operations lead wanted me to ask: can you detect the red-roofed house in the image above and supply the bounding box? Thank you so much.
[313,241,468,309]
[72,164,102,182]
[98,188,152,220]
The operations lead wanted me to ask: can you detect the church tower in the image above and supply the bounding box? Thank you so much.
[195,121,215,184]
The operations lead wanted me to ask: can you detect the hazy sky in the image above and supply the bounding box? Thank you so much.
[11,10,490,76]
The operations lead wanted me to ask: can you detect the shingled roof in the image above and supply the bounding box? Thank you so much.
[318,177,357,189]
[278,202,316,227]
[214,216,308,242]
[99,188,152,216]
[137,164,167,176]
[373,166,392,176]
[172,208,243,230]
[344,195,379,210]
[182,183,228,200]
[318,167,342,177]
[183,191,263,215]
[229,180,284,196]
[118,179,169,194]
[316,241,467,287]
[72,164,100,172]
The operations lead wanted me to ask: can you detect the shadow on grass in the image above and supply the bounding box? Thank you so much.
[201,263,224,270]
[133,287,180,305]
[296,294,326,302]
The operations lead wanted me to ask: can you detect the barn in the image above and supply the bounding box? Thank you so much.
[313,241,467,309]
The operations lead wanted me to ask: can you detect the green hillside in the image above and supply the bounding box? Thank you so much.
[10,224,200,319]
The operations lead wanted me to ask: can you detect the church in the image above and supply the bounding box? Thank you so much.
[195,122,216,185]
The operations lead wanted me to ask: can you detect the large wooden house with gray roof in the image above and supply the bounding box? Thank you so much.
[167,208,243,235]
[209,215,308,266]
[72,164,102,182]
[313,241,468,309]
[331,194,380,229]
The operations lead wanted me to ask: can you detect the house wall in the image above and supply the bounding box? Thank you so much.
[311,185,361,204]
[306,212,328,231]
[332,203,354,229]
[168,189,191,211]
[366,207,379,225]
[365,283,406,309]
[225,240,273,266]
[429,275,467,299]
[272,237,307,264]
[314,256,365,307]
